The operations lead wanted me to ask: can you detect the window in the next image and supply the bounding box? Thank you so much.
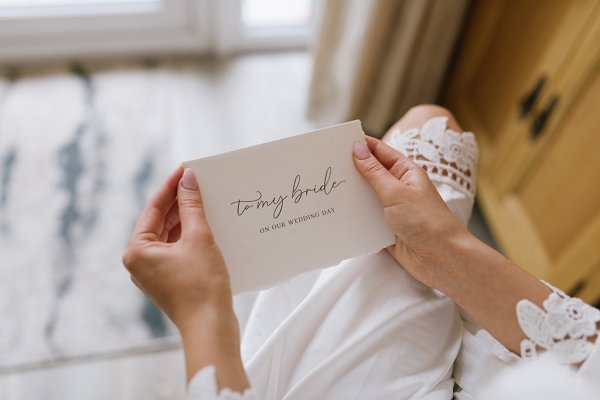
[0,0,318,61]
[242,0,313,28]
[214,0,316,54]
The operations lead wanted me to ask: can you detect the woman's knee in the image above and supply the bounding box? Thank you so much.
[387,104,463,136]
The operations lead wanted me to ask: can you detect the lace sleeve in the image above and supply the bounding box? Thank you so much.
[387,116,478,198]
[388,118,600,368]
[517,282,600,365]
[188,366,259,400]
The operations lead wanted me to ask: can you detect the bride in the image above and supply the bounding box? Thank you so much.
[122,105,600,399]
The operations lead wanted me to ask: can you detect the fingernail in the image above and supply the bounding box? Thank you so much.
[181,168,198,190]
[353,141,370,160]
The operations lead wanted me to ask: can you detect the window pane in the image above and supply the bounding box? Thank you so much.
[0,0,162,18]
[241,0,312,29]
[0,0,155,5]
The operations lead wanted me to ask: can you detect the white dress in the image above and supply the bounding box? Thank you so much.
[187,117,600,399]
[455,282,600,400]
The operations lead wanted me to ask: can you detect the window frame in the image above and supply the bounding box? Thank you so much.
[0,0,210,62]
[0,0,319,62]
[213,0,318,55]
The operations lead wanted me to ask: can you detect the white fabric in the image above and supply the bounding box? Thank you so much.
[480,353,600,400]
[188,255,464,400]
[387,116,478,226]
[240,253,462,399]
[387,116,478,198]
[188,116,475,399]
[187,117,600,399]
[456,284,600,399]
[580,332,600,382]
[517,281,600,364]
[188,366,259,400]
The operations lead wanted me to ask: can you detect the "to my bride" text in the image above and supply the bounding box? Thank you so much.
[229,166,345,219]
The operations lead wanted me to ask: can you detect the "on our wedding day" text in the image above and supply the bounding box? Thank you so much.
[258,208,335,234]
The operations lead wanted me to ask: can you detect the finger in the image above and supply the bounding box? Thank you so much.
[177,168,213,240]
[352,141,400,205]
[366,136,418,181]
[167,223,181,243]
[365,136,409,169]
[133,166,183,241]
[161,201,180,242]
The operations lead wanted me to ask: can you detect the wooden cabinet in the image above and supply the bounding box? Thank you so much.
[445,0,600,303]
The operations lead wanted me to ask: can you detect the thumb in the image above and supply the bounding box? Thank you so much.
[352,141,398,205]
[177,168,210,238]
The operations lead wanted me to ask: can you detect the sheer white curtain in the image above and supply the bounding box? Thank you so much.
[307,0,469,136]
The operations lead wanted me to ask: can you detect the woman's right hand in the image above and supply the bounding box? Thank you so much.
[122,167,250,391]
[352,136,471,289]
[353,136,554,354]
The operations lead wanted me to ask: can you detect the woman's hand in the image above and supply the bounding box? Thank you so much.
[123,167,249,390]
[352,135,550,353]
[122,167,233,331]
[352,136,470,289]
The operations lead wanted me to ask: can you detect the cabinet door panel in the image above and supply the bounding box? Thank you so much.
[517,66,600,261]
[447,0,597,160]
[469,1,573,140]
[446,0,600,299]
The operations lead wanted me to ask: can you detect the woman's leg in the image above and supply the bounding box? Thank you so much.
[382,104,463,141]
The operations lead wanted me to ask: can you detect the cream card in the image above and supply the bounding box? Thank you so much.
[183,121,395,294]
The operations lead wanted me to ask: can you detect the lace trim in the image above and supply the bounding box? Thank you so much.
[517,282,600,365]
[217,388,259,400]
[387,116,478,197]
[188,366,259,400]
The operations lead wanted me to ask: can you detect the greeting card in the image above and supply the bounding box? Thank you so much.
[183,121,395,293]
